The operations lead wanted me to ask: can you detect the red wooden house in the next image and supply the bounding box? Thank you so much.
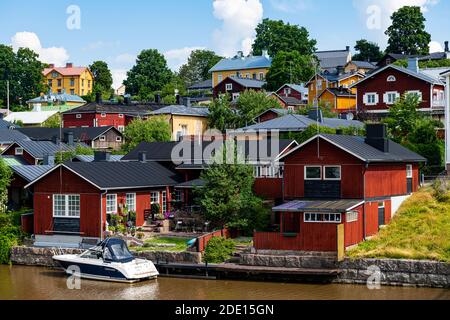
[254,124,426,253]
[270,84,308,111]
[25,156,182,247]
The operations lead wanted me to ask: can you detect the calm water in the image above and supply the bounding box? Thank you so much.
[0,265,448,300]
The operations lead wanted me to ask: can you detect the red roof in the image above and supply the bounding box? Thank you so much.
[43,66,89,77]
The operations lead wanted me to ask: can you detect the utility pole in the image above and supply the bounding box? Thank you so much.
[6,80,10,115]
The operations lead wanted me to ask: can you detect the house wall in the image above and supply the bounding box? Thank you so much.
[63,113,96,128]
[91,129,123,150]
[254,178,283,200]
[337,74,363,94]
[2,144,37,165]
[45,69,93,96]
[276,86,303,101]
[256,110,280,123]
[212,68,268,87]
[63,112,131,131]
[213,78,261,98]
[307,75,328,105]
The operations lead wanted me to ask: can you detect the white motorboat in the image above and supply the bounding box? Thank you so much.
[53,238,159,283]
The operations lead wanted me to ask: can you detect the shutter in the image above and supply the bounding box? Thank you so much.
[374,93,379,104]
[363,93,368,104]
[383,93,388,103]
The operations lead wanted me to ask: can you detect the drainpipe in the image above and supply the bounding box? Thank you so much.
[100,190,107,241]
[362,163,368,240]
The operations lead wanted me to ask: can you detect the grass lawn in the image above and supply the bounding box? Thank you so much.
[348,187,450,262]
[231,237,253,246]
[134,237,190,252]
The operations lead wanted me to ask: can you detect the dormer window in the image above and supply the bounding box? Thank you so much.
[226,83,233,91]
[387,75,396,82]
[15,147,23,156]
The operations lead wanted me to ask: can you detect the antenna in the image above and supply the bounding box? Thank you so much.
[311,57,320,159]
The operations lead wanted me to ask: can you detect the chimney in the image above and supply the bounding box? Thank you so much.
[94,151,111,162]
[95,92,102,104]
[52,135,61,145]
[0,113,4,120]
[66,62,73,68]
[346,46,350,51]
[186,97,192,108]
[262,49,269,58]
[138,151,147,163]
[124,96,131,105]
[308,107,323,123]
[365,124,389,153]
[43,154,55,166]
[155,94,161,104]
[49,64,55,68]
[64,131,74,146]
[407,57,419,74]
[175,94,181,105]
[237,51,244,59]
[445,41,449,52]
[336,66,344,75]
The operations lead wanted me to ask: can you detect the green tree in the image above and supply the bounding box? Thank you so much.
[123,116,171,152]
[207,95,238,132]
[42,114,61,128]
[235,90,280,127]
[55,144,95,164]
[385,6,431,55]
[353,39,384,62]
[265,51,315,91]
[160,76,187,104]
[89,61,113,98]
[178,50,222,86]
[0,158,12,212]
[252,19,317,57]
[124,49,173,98]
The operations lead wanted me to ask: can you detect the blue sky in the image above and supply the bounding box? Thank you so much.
[0,0,449,88]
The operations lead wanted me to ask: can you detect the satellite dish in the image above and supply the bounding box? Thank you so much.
[346,112,354,121]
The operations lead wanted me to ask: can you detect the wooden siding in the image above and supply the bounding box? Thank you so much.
[254,178,283,200]
[2,143,36,165]
[343,206,364,247]
[256,110,281,123]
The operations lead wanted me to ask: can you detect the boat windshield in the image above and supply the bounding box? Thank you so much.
[103,238,134,263]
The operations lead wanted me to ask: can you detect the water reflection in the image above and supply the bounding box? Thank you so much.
[0,266,448,300]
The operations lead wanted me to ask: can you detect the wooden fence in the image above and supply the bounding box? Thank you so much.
[196,228,231,252]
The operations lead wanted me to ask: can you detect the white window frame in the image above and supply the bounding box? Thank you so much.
[217,74,223,83]
[53,194,80,218]
[387,75,397,82]
[118,125,125,132]
[116,136,122,142]
[118,114,124,118]
[225,83,233,91]
[284,88,291,95]
[346,211,359,223]
[162,191,167,213]
[232,92,240,101]
[126,193,136,212]
[99,135,106,142]
[174,190,183,202]
[406,164,413,179]
[406,90,423,102]
[259,72,264,80]
[15,147,23,156]
[378,201,385,209]
[304,166,322,180]
[384,91,400,105]
[287,106,295,112]
[76,114,82,119]
[316,79,323,90]
[150,191,160,205]
[304,212,342,224]
[324,166,342,181]
[364,92,378,106]
[106,194,117,214]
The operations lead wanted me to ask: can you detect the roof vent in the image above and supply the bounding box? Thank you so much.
[95,92,102,104]
[365,124,389,153]
[308,107,323,123]
[138,151,147,163]
[407,57,419,74]
[66,62,73,68]
[94,151,111,162]
[445,41,449,53]
[43,154,55,166]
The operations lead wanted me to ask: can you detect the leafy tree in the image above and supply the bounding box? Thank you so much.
[265,51,315,91]
[122,116,172,152]
[235,90,280,127]
[55,144,95,164]
[207,95,238,132]
[89,61,113,97]
[42,114,61,128]
[281,124,364,144]
[385,6,431,55]
[252,19,317,57]
[395,59,450,69]
[0,45,45,106]
[0,158,12,212]
[196,147,269,234]
[124,49,173,97]
[353,39,384,62]
[203,237,235,264]
[160,76,187,104]
[178,50,222,86]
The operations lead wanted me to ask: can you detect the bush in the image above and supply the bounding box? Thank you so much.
[203,237,235,264]
[137,232,145,240]
[0,234,17,264]
[432,178,450,202]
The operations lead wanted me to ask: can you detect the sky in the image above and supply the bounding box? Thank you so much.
[0,0,449,89]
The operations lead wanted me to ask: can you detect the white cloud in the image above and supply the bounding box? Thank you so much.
[164,46,206,71]
[11,32,69,66]
[111,69,128,90]
[115,53,136,65]
[212,0,263,57]
[429,41,443,53]
[270,0,309,13]
[82,40,120,52]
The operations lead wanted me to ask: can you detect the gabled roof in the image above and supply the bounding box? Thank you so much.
[43,66,89,77]
[4,111,58,125]
[314,49,351,70]
[210,55,272,72]
[237,114,364,132]
[276,83,308,95]
[62,102,166,115]
[27,93,85,104]
[319,88,356,98]
[0,119,18,129]
[376,53,421,66]
[25,162,183,190]
[254,108,290,121]
[272,94,305,106]
[305,71,364,86]
[224,76,266,89]
[0,129,30,144]
[10,165,54,182]
[350,64,444,88]
[74,155,124,162]
[150,105,209,117]
[17,126,121,142]
[279,134,426,163]
[1,141,76,159]
[349,61,377,69]
[273,199,364,213]
[175,178,205,189]
[187,79,212,90]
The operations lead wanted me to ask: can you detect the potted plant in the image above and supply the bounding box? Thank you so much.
[151,203,161,221]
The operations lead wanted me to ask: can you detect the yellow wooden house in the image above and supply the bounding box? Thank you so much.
[43,63,94,96]
[209,51,272,88]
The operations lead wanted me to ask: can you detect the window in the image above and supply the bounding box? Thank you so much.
[15,147,23,155]
[126,193,136,212]
[287,106,295,112]
[378,202,385,209]
[304,213,341,223]
[226,83,233,91]
[364,93,378,105]
[346,211,359,223]
[284,88,291,95]
[70,78,75,86]
[384,91,400,105]
[387,75,396,82]
[52,72,58,78]
[57,79,62,87]
[101,113,106,118]
[406,164,413,179]
[106,194,117,214]
[174,190,183,202]
[150,191,160,205]
[232,92,240,101]
[316,80,323,90]
[162,191,167,213]
[254,165,284,178]
[181,125,188,136]
[236,71,241,78]
[88,80,91,88]
[259,72,264,80]
[118,114,124,118]
[324,166,341,180]
[217,74,223,83]
[53,195,80,218]
[76,114,82,119]
[406,90,422,101]
[48,79,53,87]
[117,125,125,133]
[116,136,122,142]
[99,135,106,142]
[246,73,250,79]
[82,79,85,86]
[305,166,321,180]
[252,73,257,79]
[70,89,75,95]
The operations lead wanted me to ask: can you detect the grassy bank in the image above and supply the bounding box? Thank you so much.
[348,187,450,262]
[134,237,190,252]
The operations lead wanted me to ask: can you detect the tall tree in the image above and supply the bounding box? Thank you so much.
[123,49,173,98]
[252,19,317,57]
[178,50,222,86]
[265,51,315,91]
[0,45,45,106]
[0,158,12,212]
[89,61,113,97]
[122,116,172,152]
[235,90,280,127]
[207,95,238,132]
[385,6,431,55]
[352,40,384,62]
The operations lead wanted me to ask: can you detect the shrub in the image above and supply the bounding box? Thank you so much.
[137,232,145,240]
[432,178,450,202]
[203,237,235,264]
[116,224,127,235]
[0,234,17,264]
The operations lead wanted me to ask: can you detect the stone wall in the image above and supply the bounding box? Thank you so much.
[10,246,202,267]
[240,253,450,288]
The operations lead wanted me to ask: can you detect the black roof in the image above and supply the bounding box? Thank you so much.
[62,102,167,115]
[282,134,426,163]
[0,129,30,144]
[3,140,77,159]
[0,119,17,129]
[187,79,213,90]
[30,161,183,190]
[273,199,363,213]
[17,126,121,142]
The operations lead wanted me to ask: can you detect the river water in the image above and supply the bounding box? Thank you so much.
[0,265,448,300]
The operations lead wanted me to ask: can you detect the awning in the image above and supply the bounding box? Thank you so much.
[273,199,364,213]
[175,178,205,189]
